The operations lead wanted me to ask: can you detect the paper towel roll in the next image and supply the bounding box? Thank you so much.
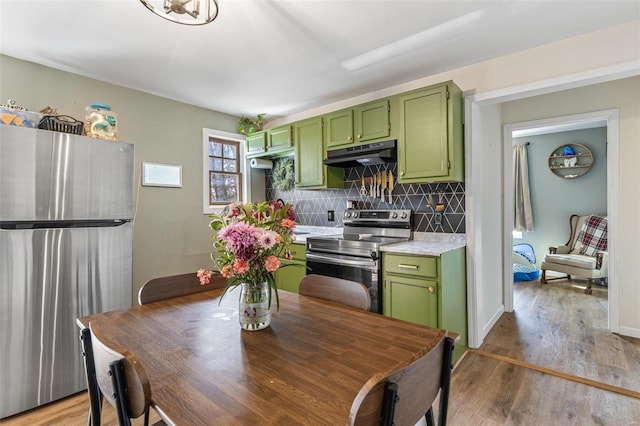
[250,158,273,169]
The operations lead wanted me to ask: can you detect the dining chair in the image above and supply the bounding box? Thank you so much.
[350,334,456,426]
[298,274,371,311]
[137,271,227,305]
[80,323,165,426]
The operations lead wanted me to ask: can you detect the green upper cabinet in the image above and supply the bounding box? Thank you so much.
[325,99,391,150]
[267,125,293,154]
[325,109,354,149]
[245,131,267,157]
[294,117,343,189]
[396,81,463,183]
[355,99,390,143]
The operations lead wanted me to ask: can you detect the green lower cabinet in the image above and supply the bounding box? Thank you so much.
[274,260,305,294]
[385,275,438,327]
[382,247,467,363]
[274,243,306,294]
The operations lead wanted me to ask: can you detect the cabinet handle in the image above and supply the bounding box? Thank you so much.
[347,136,352,141]
[398,264,419,270]
[356,133,361,139]
[428,286,435,293]
[400,171,405,176]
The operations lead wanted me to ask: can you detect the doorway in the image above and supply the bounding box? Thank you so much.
[502,110,618,326]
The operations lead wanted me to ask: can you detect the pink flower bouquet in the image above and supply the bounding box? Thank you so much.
[203,201,296,309]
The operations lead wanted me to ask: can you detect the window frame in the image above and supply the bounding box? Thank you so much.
[202,128,246,215]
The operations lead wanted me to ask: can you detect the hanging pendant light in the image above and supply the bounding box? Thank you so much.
[140,0,219,25]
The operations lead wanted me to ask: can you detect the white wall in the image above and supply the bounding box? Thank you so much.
[470,103,505,340]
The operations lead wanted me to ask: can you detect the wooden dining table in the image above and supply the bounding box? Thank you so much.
[76,287,450,425]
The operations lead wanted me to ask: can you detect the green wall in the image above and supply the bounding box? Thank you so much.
[0,54,239,302]
[513,127,607,266]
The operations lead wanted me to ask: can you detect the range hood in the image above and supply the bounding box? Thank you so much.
[323,140,397,168]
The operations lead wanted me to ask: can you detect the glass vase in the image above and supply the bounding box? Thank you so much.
[239,281,271,331]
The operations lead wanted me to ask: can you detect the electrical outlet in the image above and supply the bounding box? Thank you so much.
[434,212,442,225]
[327,210,335,222]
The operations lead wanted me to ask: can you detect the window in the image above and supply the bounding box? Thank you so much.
[202,128,246,214]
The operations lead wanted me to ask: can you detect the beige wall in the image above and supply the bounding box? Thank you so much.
[0,54,239,302]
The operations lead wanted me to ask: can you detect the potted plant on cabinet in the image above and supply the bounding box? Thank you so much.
[237,113,265,135]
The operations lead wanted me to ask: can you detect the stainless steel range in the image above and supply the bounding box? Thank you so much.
[305,209,412,313]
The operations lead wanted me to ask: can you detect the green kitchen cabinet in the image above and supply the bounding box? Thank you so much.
[355,99,390,143]
[382,247,467,363]
[325,99,391,150]
[245,130,267,157]
[267,125,293,154]
[385,274,439,327]
[294,117,343,189]
[396,81,463,183]
[325,108,354,149]
[274,243,306,294]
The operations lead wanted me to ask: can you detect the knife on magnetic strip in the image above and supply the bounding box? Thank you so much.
[387,170,394,204]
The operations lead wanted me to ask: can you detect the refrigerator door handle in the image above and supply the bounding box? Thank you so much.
[0,219,131,230]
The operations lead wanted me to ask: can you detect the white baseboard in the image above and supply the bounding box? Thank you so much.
[481,304,506,342]
[617,326,640,339]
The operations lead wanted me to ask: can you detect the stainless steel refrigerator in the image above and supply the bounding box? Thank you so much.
[0,125,134,418]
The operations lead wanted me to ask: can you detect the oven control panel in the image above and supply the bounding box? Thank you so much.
[343,209,412,223]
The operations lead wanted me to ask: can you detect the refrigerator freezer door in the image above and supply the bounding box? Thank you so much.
[0,126,134,222]
[0,223,132,418]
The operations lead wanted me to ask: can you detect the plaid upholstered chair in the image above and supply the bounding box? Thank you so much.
[540,214,608,294]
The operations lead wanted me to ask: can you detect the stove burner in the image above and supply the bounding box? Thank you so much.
[307,209,413,254]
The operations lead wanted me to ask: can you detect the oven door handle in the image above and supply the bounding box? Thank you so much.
[306,252,377,270]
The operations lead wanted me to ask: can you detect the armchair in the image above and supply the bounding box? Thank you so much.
[540,214,608,295]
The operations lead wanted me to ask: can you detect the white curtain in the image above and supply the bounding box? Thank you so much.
[513,144,534,232]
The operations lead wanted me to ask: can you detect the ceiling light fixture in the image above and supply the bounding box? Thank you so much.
[140,0,219,25]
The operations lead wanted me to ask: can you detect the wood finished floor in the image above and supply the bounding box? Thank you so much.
[483,278,640,394]
[3,278,640,425]
[0,392,162,426]
[447,277,640,425]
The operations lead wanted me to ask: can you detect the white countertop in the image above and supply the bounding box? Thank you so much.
[382,232,466,256]
[380,232,467,256]
[381,240,465,256]
[292,226,466,255]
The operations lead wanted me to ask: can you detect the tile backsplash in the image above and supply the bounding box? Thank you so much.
[265,158,465,233]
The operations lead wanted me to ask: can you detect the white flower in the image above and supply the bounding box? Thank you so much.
[256,228,279,249]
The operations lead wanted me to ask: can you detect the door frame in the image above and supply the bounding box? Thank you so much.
[502,110,619,330]
[464,60,638,348]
